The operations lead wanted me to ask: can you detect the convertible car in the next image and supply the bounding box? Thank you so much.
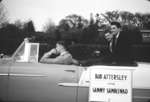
[0,38,150,102]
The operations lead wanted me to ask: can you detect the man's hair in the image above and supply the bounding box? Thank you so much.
[111,21,121,28]
[57,40,66,48]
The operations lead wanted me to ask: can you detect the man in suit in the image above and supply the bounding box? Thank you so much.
[105,21,134,64]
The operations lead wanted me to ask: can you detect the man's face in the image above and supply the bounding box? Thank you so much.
[110,25,120,35]
[56,43,64,52]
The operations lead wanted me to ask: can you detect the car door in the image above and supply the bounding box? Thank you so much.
[8,62,79,102]
[0,59,11,101]
[132,62,150,102]
[77,63,150,102]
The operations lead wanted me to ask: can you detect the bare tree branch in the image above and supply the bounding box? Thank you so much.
[0,3,7,26]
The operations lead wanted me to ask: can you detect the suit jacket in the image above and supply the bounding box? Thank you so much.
[112,30,133,63]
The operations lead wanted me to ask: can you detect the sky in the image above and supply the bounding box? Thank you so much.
[2,0,150,31]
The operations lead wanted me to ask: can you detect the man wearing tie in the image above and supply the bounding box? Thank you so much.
[105,21,133,64]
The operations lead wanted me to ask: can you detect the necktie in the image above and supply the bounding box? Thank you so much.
[110,35,116,53]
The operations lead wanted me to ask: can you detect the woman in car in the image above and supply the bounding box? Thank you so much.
[40,41,79,65]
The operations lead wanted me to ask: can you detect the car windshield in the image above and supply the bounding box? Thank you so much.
[12,39,39,63]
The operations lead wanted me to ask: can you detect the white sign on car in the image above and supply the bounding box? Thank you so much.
[89,66,133,102]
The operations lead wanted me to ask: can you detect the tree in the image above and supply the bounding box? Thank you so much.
[134,13,150,29]
[80,13,100,44]
[43,19,56,33]
[43,19,61,41]
[59,14,88,30]
[0,22,24,54]
[59,19,70,31]
[119,11,135,24]
[57,14,88,43]
[14,20,25,30]
[100,10,120,23]
[134,13,144,28]
[23,20,35,37]
[0,3,7,27]
[142,13,150,29]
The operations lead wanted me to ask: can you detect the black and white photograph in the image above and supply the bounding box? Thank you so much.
[0,0,150,102]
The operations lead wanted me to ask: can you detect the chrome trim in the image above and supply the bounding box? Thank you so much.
[64,69,76,73]
[0,73,8,76]
[9,73,47,77]
[133,87,150,89]
[58,83,79,87]
[133,96,150,99]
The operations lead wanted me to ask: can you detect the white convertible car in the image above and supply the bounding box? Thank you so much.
[0,38,150,102]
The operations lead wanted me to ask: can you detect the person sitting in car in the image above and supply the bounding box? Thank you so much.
[40,41,79,65]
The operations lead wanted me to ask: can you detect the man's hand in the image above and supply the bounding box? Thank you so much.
[105,33,113,42]
[43,49,57,58]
